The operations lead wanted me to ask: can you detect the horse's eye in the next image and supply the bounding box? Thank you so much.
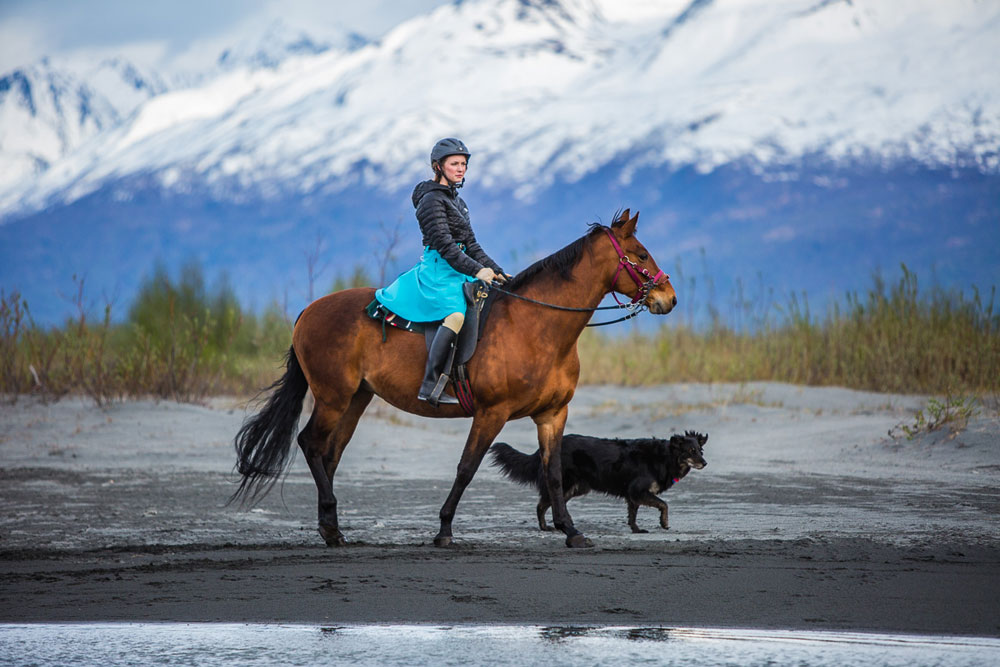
[638,253,649,261]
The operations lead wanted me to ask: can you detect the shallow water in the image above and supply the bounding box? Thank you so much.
[2,624,997,666]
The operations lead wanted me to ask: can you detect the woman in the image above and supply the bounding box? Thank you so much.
[375,138,509,405]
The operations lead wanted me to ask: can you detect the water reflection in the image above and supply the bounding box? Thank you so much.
[623,627,673,642]
[539,626,673,643]
[539,625,595,642]
[2,623,997,667]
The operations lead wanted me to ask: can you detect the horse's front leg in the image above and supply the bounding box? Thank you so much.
[434,409,508,547]
[534,406,592,548]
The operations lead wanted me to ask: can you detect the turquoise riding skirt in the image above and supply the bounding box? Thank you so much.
[375,247,476,323]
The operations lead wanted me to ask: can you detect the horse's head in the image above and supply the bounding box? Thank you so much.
[605,209,677,315]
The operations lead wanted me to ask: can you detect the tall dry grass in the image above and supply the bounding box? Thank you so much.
[1,268,292,404]
[3,264,997,403]
[579,267,998,394]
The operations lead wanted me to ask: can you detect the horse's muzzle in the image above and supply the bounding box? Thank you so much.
[647,292,677,315]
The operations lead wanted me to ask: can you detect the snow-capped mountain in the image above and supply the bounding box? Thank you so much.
[1,0,997,325]
[215,19,369,71]
[0,57,165,187]
[0,17,373,197]
[1,0,997,217]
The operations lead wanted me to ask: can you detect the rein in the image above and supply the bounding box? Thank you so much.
[489,228,667,328]
[488,284,647,327]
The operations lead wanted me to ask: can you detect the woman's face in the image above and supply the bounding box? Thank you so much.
[438,155,467,184]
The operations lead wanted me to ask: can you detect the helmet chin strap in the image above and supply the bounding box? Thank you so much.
[434,168,465,190]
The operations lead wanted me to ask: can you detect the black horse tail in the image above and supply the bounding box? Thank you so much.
[489,442,544,491]
[230,346,309,505]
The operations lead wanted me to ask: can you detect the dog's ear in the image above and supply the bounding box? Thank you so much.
[685,430,707,447]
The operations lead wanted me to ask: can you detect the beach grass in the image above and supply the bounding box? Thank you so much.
[2,265,997,403]
[579,267,999,395]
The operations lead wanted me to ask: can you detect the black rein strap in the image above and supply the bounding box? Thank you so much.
[488,284,650,327]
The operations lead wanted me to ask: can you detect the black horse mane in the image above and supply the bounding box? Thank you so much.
[503,222,607,293]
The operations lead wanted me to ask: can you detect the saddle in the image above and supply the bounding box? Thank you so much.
[365,280,497,413]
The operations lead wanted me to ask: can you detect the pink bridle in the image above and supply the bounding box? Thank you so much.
[604,227,667,306]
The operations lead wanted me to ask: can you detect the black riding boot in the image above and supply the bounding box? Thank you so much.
[418,326,460,405]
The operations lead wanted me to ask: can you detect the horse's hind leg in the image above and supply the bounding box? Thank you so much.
[298,389,373,546]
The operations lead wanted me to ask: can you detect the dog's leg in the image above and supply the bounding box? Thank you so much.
[632,491,670,530]
[536,500,554,531]
[538,484,583,532]
[626,500,648,533]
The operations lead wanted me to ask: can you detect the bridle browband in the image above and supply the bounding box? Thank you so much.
[488,226,669,327]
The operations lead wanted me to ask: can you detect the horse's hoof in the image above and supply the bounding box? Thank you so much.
[566,534,594,548]
[433,534,453,548]
[319,526,346,547]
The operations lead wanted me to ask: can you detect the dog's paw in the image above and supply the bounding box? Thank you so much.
[631,527,649,534]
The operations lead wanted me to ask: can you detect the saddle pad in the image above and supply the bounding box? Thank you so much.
[364,300,428,336]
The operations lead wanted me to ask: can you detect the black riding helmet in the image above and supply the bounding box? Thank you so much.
[430,137,471,165]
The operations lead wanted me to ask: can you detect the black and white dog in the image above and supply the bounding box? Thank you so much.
[490,431,707,533]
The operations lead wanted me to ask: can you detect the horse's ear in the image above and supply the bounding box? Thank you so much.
[619,210,638,237]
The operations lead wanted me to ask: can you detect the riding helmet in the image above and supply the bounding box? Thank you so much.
[430,137,471,164]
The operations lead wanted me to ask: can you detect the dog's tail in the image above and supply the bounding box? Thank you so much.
[489,442,542,490]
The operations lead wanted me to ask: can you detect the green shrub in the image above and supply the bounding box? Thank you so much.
[331,264,374,292]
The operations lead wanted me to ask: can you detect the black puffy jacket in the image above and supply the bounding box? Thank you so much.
[412,180,504,277]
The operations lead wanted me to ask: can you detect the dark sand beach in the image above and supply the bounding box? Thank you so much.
[2,384,998,635]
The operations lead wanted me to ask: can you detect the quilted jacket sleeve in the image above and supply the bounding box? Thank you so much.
[464,230,504,275]
[416,194,483,276]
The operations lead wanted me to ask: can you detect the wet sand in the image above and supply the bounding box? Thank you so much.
[1,384,998,635]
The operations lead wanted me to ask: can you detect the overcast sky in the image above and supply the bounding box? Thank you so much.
[0,0,450,72]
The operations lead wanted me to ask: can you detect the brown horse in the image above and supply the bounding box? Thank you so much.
[233,209,676,548]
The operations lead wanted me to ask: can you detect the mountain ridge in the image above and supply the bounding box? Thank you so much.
[0,0,997,325]
[2,0,997,218]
